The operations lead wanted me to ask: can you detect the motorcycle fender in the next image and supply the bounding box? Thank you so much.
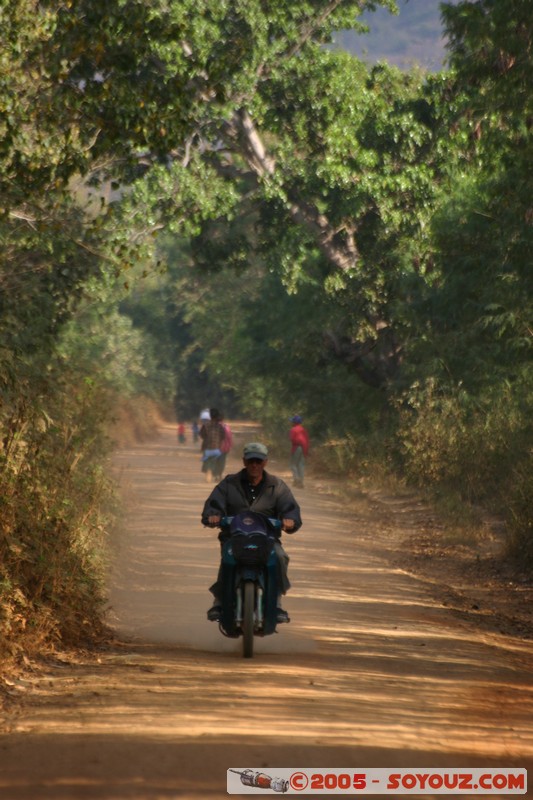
[238,568,263,585]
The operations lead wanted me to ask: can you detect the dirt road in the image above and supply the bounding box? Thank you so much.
[1,424,532,799]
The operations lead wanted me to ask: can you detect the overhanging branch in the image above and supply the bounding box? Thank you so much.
[231,108,359,271]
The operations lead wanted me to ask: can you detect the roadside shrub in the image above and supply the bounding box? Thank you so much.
[396,378,533,564]
[0,367,116,662]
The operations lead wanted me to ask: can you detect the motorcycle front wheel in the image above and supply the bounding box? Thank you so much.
[242,581,255,658]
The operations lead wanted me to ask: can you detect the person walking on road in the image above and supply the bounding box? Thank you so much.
[201,442,302,623]
[289,415,310,488]
[199,408,226,483]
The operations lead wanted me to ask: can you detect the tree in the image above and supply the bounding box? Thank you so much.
[31,0,426,389]
[394,0,533,556]
[426,0,532,388]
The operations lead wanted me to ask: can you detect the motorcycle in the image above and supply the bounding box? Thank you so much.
[214,511,286,658]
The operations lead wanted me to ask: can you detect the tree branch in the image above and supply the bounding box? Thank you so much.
[232,109,359,270]
[286,0,347,61]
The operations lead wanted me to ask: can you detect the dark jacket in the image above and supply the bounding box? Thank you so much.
[201,469,302,536]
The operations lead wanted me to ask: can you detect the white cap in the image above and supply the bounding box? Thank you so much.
[200,409,211,421]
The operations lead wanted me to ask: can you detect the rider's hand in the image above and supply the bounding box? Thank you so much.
[282,518,295,532]
[207,515,221,527]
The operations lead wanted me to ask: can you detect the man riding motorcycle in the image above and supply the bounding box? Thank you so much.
[201,442,302,623]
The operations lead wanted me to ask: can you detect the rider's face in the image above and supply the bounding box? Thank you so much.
[243,457,267,484]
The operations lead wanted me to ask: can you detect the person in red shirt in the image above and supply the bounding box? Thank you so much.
[289,415,310,489]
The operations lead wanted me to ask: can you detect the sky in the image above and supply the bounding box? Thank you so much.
[334,0,460,71]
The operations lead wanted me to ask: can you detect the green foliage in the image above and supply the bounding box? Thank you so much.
[60,271,177,402]
[442,0,532,123]
[157,226,393,447]
[380,0,533,561]
[428,177,531,382]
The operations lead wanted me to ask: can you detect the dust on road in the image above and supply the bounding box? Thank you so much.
[1,424,532,799]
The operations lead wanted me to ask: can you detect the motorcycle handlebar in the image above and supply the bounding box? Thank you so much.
[222,515,282,531]
[204,515,282,531]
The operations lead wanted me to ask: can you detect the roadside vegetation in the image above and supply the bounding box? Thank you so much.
[1,0,531,664]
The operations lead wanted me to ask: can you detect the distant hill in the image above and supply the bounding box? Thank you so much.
[333,0,460,71]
